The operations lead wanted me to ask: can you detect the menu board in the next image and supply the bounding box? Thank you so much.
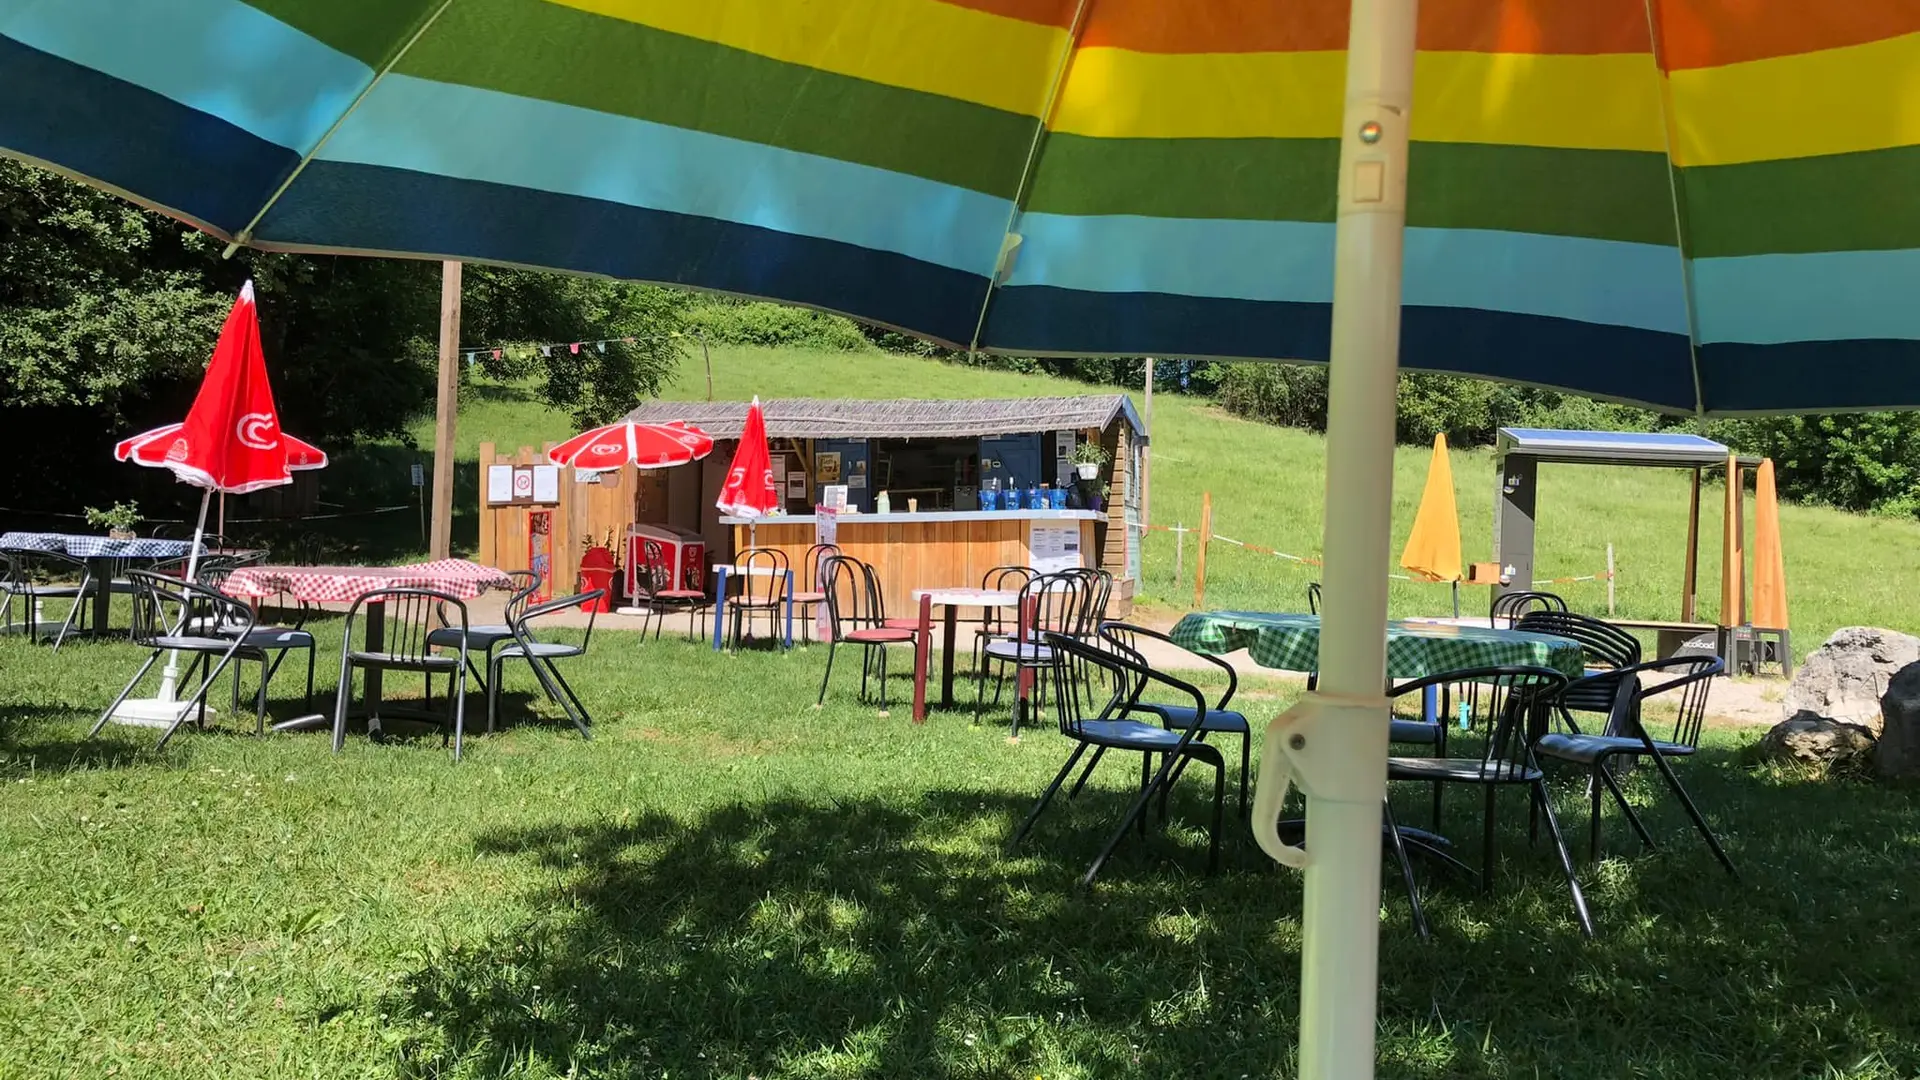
[1029,523,1083,573]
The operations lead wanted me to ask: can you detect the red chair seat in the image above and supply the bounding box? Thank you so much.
[792,590,826,603]
[650,589,708,600]
[882,616,924,630]
[847,627,915,644]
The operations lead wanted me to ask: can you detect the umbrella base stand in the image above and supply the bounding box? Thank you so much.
[107,697,204,729]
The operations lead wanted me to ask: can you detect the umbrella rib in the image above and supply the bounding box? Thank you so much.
[1640,0,1708,416]
[965,0,1097,355]
[220,0,460,258]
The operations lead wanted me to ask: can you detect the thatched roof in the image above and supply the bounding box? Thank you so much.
[624,395,1145,441]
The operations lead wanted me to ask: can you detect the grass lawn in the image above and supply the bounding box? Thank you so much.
[414,345,1920,654]
[4,623,1919,1078]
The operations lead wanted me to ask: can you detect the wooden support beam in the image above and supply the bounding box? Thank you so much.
[429,260,462,560]
[1194,491,1213,609]
[1682,466,1700,623]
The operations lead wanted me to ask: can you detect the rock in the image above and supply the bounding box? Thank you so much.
[1877,662,1920,779]
[1761,711,1876,769]
[1782,627,1920,734]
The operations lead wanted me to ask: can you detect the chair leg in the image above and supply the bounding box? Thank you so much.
[546,661,591,738]
[1595,760,1657,851]
[1648,747,1737,875]
[1589,772,1605,860]
[1530,777,1596,937]
[1208,755,1224,874]
[91,651,161,738]
[1137,753,1150,837]
[255,657,268,736]
[452,654,468,762]
[1481,784,1498,893]
[817,642,838,706]
[1238,734,1251,818]
[1383,799,1431,941]
[1068,745,1108,799]
[331,655,355,754]
[488,654,505,733]
[1083,749,1186,887]
[303,646,315,714]
[1010,743,1087,849]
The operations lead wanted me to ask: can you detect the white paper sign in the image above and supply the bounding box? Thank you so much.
[486,465,515,505]
[1029,523,1083,573]
[532,464,561,503]
[787,472,807,499]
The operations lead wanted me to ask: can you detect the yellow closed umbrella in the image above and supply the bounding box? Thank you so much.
[1401,433,1463,585]
[1752,458,1789,630]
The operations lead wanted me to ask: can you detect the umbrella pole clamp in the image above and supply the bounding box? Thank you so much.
[1253,693,1392,868]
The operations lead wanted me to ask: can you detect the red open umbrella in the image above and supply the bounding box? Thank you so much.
[714,397,779,521]
[546,419,713,472]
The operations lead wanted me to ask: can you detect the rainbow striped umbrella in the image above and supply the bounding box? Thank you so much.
[3,4,1915,1077]
[0,1,1912,413]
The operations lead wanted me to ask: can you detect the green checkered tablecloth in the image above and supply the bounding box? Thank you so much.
[1170,611,1586,680]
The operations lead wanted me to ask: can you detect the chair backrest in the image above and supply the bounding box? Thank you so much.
[1578,654,1722,748]
[1306,581,1322,615]
[984,565,1037,592]
[737,547,788,605]
[346,588,466,662]
[1390,665,1568,780]
[125,569,254,647]
[1101,621,1237,712]
[1513,610,1641,715]
[1492,589,1568,625]
[512,589,604,652]
[802,544,840,591]
[1065,567,1114,633]
[1043,631,1211,753]
[1016,571,1089,645]
[818,554,877,640]
[503,569,543,622]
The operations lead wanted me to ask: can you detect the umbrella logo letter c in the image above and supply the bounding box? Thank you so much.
[237,412,280,451]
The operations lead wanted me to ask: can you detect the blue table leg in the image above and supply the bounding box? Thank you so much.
[1423,684,1438,725]
[783,569,795,649]
[711,566,729,652]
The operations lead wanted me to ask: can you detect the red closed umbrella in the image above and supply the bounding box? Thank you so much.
[547,419,713,472]
[714,397,779,521]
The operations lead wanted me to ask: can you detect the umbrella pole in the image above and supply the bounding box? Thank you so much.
[1257,2,1416,1078]
[154,488,214,704]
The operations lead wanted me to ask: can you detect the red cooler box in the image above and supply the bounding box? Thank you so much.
[626,524,707,597]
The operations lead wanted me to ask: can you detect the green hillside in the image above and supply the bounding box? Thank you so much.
[434,344,1920,652]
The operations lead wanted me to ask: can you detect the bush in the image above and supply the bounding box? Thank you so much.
[684,299,874,351]
[1711,414,1920,517]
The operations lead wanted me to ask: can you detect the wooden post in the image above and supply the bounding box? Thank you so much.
[429,260,462,560]
[1174,520,1184,584]
[1720,454,1743,627]
[700,330,714,401]
[1682,466,1700,623]
[1194,492,1213,609]
[476,441,496,568]
[1141,358,1154,528]
[1606,542,1616,616]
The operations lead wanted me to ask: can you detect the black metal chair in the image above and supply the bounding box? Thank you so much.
[1009,632,1226,884]
[429,569,540,703]
[90,570,255,750]
[976,571,1090,738]
[972,565,1039,672]
[789,543,839,644]
[1491,589,1568,626]
[1305,581,1322,615]
[1385,665,1593,937]
[1,551,80,644]
[816,555,917,711]
[1534,655,1735,873]
[489,590,602,739]
[1100,622,1251,817]
[633,538,711,640]
[1513,609,1642,726]
[729,547,789,648]
[332,588,471,761]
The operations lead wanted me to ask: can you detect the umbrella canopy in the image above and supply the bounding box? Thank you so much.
[546,419,713,472]
[1751,458,1789,630]
[114,281,326,493]
[1399,433,1460,583]
[0,3,1913,413]
[714,398,779,519]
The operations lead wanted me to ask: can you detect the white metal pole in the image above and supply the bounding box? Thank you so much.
[1257,0,1418,1077]
[154,488,212,704]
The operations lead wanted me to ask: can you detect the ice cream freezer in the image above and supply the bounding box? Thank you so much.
[626,523,707,597]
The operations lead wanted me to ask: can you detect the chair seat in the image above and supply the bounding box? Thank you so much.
[646,589,708,601]
[732,598,784,609]
[347,651,461,671]
[1389,718,1442,744]
[427,625,513,650]
[846,627,915,644]
[1388,756,1541,783]
[238,627,313,650]
[882,617,924,630]
[1076,719,1194,751]
[1138,703,1250,734]
[792,590,826,604]
[1535,732,1694,765]
[984,640,1054,663]
[497,641,585,661]
[153,633,242,652]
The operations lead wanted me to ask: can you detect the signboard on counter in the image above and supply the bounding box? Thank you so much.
[1029,522,1083,573]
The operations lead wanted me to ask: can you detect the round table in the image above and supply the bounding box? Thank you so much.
[911,588,1020,709]
[1170,611,1586,680]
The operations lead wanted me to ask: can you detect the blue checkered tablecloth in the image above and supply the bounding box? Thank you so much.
[0,532,199,560]
[1171,611,1586,680]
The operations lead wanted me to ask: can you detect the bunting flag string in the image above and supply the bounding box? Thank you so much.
[462,336,636,366]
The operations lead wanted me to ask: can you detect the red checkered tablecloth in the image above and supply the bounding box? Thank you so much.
[223,560,514,603]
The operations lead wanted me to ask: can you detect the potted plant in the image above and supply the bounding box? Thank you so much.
[1069,440,1110,480]
[1087,481,1110,512]
[84,501,142,540]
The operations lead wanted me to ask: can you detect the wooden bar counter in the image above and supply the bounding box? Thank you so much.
[722,509,1101,605]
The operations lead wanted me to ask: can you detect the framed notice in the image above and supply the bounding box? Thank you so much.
[787,472,808,499]
[1029,523,1083,573]
[817,452,842,484]
[531,464,560,503]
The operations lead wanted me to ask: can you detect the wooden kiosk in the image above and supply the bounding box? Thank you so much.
[1492,428,1763,660]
